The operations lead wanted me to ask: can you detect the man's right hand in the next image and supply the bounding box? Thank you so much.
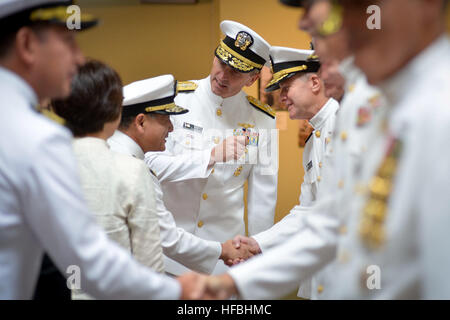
[210,136,247,165]
[205,274,238,300]
[230,235,262,265]
[220,239,256,266]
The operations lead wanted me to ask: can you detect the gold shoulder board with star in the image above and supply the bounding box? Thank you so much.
[177,81,198,93]
[246,96,275,119]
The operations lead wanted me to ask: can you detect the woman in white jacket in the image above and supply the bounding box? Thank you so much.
[52,60,164,299]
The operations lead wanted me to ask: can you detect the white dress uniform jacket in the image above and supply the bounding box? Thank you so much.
[252,98,339,252]
[299,98,339,207]
[0,67,180,299]
[319,35,450,299]
[108,130,222,275]
[145,76,278,275]
[228,36,450,299]
[252,98,339,299]
[309,58,383,299]
[71,137,165,299]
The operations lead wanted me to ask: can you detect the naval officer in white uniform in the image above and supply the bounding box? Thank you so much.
[232,47,339,299]
[0,0,205,299]
[145,20,278,275]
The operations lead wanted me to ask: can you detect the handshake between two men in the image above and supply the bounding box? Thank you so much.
[179,235,261,300]
[177,135,263,299]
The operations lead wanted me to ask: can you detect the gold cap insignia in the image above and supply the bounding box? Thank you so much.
[234,31,253,51]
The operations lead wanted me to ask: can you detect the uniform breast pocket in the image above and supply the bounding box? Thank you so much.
[303,168,319,203]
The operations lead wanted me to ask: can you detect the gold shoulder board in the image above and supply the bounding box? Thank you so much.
[39,108,66,126]
[177,81,198,93]
[246,96,275,119]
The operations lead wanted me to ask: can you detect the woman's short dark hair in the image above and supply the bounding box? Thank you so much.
[52,59,123,137]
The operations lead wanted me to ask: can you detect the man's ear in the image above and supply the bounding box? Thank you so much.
[310,74,322,94]
[245,71,261,87]
[134,113,146,131]
[15,27,41,67]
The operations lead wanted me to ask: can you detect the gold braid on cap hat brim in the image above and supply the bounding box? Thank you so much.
[216,40,264,72]
[30,6,95,23]
[266,65,308,88]
[145,103,184,113]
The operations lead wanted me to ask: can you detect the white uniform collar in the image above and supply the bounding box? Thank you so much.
[309,98,339,130]
[108,130,145,160]
[379,35,450,107]
[0,66,38,109]
[201,75,245,106]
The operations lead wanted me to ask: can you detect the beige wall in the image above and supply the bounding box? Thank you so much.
[77,0,219,84]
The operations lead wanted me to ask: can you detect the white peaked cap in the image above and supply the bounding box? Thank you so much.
[266,46,321,92]
[215,20,271,72]
[122,75,188,116]
[269,46,315,64]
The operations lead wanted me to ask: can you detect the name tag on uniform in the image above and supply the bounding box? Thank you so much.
[306,160,313,171]
[233,128,259,146]
[183,122,203,133]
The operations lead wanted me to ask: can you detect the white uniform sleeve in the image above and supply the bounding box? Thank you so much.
[152,177,222,274]
[22,133,180,299]
[145,122,213,183]
[252,205,311,252]
[246,124,278,235]
[228,196,338,300]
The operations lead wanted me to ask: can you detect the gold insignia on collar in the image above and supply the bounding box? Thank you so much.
[38,107,65,126]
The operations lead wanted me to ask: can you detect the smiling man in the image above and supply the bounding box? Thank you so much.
[145,20,278,276]
[230,46,339,299]
[267,47,338,208]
